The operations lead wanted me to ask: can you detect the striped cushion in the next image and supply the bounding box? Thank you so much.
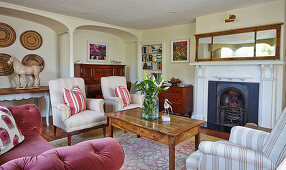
[115,86,131,107]
[63,85,86,116]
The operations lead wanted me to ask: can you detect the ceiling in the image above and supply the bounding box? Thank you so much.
[0,0,274,29]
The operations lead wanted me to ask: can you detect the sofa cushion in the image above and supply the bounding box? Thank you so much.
[64,110,107,132]
[63,85,86,116]
[0,106,25,155]
[0,135,53,165]
[7,104,42,138]
[115,86,131,107]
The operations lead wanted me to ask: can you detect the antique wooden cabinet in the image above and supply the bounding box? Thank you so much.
[158,85,193,117]
[74,64,125,98]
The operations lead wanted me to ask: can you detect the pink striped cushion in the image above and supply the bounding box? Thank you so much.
[115,86,131,107]
[63,86,86,116]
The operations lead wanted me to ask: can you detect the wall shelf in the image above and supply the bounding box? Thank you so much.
[140,43,163,79]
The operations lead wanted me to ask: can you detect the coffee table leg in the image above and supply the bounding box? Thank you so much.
[168,137,175,170]
[195,127,200,151]
[109,118,113,137]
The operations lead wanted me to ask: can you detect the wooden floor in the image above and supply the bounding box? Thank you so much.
[41,116,229,142]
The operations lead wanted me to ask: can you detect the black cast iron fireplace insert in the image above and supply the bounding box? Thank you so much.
[207,81,259,133]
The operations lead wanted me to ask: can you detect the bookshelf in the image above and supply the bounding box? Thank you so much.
[140,43,163,80]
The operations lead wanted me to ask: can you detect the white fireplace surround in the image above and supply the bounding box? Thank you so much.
[189,60,284,128]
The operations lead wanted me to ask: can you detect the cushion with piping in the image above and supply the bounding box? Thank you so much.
[0,106,25,155]
[115,86,131,107]
[63,85,86,116]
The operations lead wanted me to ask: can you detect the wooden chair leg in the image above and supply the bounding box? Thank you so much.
[67,133,72,146]
[103,125,106,137]
[53,126,57,137]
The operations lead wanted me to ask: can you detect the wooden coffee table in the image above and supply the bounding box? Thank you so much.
[105,108,206,170]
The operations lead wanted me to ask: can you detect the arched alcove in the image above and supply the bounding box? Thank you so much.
[0,7,69,34]
[76,25,138,42]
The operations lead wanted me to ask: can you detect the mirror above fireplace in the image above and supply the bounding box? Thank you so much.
[195,23,283,62]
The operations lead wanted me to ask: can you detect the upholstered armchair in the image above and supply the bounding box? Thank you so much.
[101,76,144,112]
[187,107,286,170]
[49,78,107,145]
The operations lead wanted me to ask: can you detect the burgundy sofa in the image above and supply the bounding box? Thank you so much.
[0,104,124,169]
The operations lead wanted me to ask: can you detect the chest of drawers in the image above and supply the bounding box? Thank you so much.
[74,64,126,98]
[158,85,193,117]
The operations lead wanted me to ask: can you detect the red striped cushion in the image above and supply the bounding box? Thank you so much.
[63,86,86,116]
[115,86,131,107]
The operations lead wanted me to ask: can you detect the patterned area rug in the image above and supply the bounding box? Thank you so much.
[49,129,224,170]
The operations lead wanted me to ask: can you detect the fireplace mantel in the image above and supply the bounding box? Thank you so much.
[190,60,284,129]
[189,60,284,66]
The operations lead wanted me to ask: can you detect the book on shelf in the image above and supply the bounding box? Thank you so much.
[142,46,162,54]
[143,62,162,71]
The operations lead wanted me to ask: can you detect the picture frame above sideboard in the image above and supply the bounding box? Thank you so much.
[88,41,108,62]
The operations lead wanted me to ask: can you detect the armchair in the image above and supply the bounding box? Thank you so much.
[49,78,107,145]
[187,107,286,170]
[101,76,144,112]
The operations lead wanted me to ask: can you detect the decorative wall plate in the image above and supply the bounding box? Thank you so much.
[22,54,45,72]
[0,53,14,76]
[20,31,42,50]
[0,23,16,47]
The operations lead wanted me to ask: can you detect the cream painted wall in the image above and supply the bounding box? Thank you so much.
[0,15,58,87]
[0,14,58,116]
[140,23,196,85]
[196,0,285,34]
[58,33,70,78]
[125,42,138,92]
[73,29,126,64]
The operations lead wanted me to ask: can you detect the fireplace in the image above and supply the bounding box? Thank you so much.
[208,81,259,133]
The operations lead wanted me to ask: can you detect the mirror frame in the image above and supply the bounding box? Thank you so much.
[194,23,283,62]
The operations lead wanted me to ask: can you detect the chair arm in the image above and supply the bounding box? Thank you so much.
[229,126,270,151]
[104,97,124,112]
[199,141,274,169]
[86,98,104,113]
[52,103,71,121]
[130,94,144,106]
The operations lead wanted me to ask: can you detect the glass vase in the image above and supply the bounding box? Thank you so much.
[142,95,159,120]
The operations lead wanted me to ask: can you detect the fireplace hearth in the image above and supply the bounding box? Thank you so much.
[208,81,259,133]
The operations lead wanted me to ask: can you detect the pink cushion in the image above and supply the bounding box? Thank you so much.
[7,104,42,138]
[63,85,86,116]
[0,106,25,155]
[1,138,125,170]
[115,86,131,107]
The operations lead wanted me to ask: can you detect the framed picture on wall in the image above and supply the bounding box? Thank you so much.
[88,41,108,62]
[171,39,189,62]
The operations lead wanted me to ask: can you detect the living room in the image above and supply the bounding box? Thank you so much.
[0,0,286,169]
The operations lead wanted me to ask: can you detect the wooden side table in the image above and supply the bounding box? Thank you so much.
[0,86,51,126]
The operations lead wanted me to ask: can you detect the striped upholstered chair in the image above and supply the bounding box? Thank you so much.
[49,78,107,145]
[186,107,286,170]
[101,76,144,112]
